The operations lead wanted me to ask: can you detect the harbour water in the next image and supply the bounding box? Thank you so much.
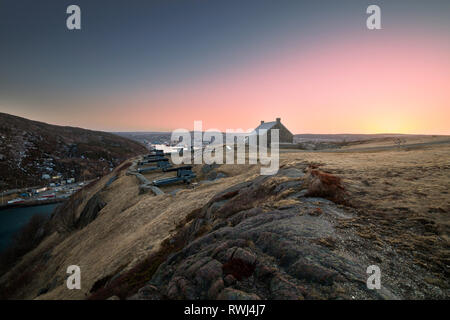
[0,203,59,252]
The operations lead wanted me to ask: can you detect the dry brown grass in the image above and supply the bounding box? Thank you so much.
[0,159,260,299]
[1,138,449,299]
[281,141,450,284]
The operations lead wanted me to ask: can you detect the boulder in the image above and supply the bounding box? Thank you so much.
[217,288,261,300]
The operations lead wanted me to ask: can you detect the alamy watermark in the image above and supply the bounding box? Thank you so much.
[366,265,381,290]
[170,121,279,175]
[65,4,382,31]
[66,265,81,290]
[366,5,382,30]
[66,5,81,30]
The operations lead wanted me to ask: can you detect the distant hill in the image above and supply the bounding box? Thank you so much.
[0,112,147,191]
[114,132,172,147]
[293,133,428,143]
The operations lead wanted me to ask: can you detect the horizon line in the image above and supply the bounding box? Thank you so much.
[2,111,449,136]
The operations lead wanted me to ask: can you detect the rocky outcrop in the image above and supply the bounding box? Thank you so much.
[304,168,347,205]
[129,166,398,300]
[75,193,106,229]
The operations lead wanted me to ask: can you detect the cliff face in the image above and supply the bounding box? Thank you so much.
[0,112,147,191]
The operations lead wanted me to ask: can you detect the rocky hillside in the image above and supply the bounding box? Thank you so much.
[0,112,147,191]
[0,139,448,300]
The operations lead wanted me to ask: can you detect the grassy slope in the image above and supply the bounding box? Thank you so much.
[1,136,448,299]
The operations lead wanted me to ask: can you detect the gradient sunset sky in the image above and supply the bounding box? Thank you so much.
[0,0,449,134]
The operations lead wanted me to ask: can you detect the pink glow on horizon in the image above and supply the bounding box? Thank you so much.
[26,30,450,134]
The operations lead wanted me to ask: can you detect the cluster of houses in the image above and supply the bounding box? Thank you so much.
[41,173,76,187]
[5,178,82,205]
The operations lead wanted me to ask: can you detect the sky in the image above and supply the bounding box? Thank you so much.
[0,0,449,134]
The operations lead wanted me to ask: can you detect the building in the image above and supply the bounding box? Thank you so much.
[35,187,47,194]
[251,117,294,147]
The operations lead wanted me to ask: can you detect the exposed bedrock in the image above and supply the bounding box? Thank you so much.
[130,167,399,300]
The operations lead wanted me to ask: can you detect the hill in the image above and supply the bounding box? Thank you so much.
[0,137,448,299]
[0,113,147,191]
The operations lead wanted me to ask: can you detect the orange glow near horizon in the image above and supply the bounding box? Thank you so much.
[3,30,450,134]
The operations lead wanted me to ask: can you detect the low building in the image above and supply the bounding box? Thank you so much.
[35,187,47,194]
[249,117,294,147]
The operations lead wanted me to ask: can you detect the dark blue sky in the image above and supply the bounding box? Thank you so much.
[1,1,322,100]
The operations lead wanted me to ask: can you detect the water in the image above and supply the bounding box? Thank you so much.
[0,203,59,252]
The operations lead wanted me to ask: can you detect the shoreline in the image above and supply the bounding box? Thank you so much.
[0,198,66,211]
